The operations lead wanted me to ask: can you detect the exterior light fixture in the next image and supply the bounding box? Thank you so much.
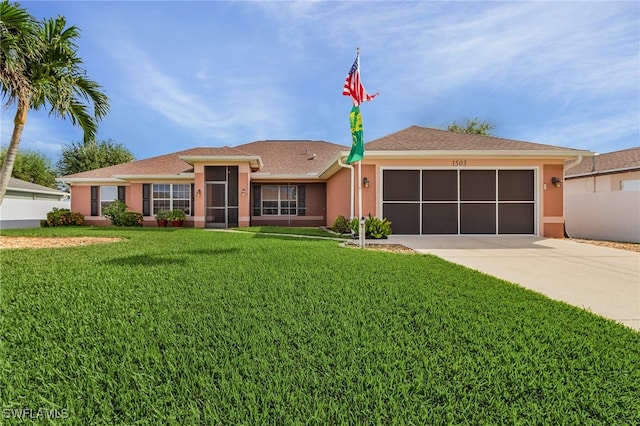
[551,177,562,188]
[196,189,202,197]
[241,188,247,197]
[363,177,370,188]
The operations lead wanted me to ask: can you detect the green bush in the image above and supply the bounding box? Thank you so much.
[349,214,392,239]
[154,210,168,220]
[102,200,126,224]
[119,211,144,227]
[167,209,186,221]
[365,215,392,239]
[349,217,359,235]
[331,215,351,234]
[45,208,85,227]
[102,200,143,227]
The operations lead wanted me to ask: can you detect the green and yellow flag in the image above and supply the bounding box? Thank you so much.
[346,106,364,164]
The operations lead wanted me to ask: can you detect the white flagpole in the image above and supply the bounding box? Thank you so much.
[356,46,365,248]
[358,159,364,248]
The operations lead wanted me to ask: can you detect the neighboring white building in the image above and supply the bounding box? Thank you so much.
[0,178,70,229]
[565,147,640,243]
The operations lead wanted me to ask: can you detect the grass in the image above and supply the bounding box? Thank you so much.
[1,227,639,424]
[231,225,348,239]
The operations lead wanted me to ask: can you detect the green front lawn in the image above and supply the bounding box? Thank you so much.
[1,228,638,424]
[232,225,348,239]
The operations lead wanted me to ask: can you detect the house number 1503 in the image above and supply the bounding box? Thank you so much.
[452,160,467,166]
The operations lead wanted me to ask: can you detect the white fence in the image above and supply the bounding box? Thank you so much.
[0,198,71,229]
[565,191,640,243]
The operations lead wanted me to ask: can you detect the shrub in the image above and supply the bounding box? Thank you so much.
[103,200,143,227]
[102,200,127,224]
[331,215,351,234]
[365,215,392,239]
[349,217,359,235]
[167,209,186,221]
[119,211,144,227]
[46,208,85,227]
[349,214,392,239]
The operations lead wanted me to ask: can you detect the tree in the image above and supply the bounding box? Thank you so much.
[0,1,109,204]
[0,0,39,102]
[57,139,134,176]
[0,148,57,188]
[447,117,496,136]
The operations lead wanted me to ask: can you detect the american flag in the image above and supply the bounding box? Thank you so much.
[342,53,378,106]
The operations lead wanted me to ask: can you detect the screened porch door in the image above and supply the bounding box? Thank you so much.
[205,166,238,228]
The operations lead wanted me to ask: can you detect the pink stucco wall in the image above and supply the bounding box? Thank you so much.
[238,171,250,227]
[325,167,351,227]
[70,186,91,217]
[127,184,143,213]
[543,164,565,238]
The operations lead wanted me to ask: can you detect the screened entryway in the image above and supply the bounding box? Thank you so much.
[382,169,536,235]
[205,166,238,228]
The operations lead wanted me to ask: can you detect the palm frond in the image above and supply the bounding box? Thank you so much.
[64,100,98,143]
[28,14,109,141]
[0,0,41,106]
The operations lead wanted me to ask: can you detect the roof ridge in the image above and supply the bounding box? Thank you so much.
[594,146,640,156]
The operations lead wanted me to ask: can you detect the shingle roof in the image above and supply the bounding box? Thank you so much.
[60,142,348,179]
[8,177,67,195]
[59,125,591,181]
[366,125,582,151]
[565,146,640,177]
[235,140,347,175]
[61,147,247,179]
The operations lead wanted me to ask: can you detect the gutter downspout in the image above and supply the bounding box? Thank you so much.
[562,155,583,238]
[338,157,354,219]
[565,155,584,172]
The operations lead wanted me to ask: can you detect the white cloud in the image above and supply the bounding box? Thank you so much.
[103,37,293,143]
[258,1,638,151]
[27,0,634,155]
[521,107,639,153]
[1,111,69,161]
[261,2,637,101]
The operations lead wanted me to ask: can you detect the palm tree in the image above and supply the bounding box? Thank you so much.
[0,2,109,203]
[0,1,39,102]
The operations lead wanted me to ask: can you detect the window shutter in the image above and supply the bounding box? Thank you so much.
[298,185,305,216]
[252,185,261,216]
[117,186,126,203]
[142,184,150,216]
[91,186,98,216]
[191,183,195,216]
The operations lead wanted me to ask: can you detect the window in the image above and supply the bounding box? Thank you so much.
[261,185,297,216]
[621,179,640,192]
[100,186,118,214]
[279,186,297,215]
[152,183,191,215]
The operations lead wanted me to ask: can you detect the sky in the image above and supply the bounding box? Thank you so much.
[1,1,639,166]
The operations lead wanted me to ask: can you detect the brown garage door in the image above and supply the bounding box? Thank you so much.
[382,169,535,235]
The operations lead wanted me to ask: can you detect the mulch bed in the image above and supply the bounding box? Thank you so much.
[0,236,124,250]
[344,238,640,254]
[343,242,416,254]
[569,238,640,253]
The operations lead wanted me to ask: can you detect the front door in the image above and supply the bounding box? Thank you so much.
[205,166,238,228]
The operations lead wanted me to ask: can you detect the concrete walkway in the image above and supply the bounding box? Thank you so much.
[386,235,640,331]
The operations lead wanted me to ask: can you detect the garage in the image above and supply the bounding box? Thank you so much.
[382,169,535,235]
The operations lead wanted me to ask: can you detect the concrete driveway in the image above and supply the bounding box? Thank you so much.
[386,235,640,331]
